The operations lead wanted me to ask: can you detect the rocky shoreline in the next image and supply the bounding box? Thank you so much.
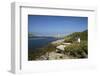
[35,39,73,60]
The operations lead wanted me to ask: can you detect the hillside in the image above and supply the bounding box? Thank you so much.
[64,30,88,43]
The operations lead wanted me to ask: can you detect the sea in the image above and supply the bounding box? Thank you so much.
[28,37,58,51]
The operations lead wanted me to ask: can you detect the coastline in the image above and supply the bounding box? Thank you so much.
[51,39,65,44]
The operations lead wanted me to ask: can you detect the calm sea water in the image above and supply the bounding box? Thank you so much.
[28,37,57,51]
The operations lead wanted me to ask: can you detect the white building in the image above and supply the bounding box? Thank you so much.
[77,37,80,43]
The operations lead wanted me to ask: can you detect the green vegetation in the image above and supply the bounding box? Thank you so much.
[64,30,88,58]
[64,30,88,43]
[28,44,56,60]
[64,41,88,58]
[64,37,74,43]
[28,48,46,60]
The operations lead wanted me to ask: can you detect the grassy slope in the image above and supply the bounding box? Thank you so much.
[64,30,88,58]
[64,30,88,42]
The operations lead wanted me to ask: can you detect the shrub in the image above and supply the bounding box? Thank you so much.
[80,41,88,54]
[28,43,56,60]
[64,41,88,58]
[64,37,73,43]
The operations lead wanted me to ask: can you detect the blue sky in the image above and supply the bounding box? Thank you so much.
[28,15,88,36]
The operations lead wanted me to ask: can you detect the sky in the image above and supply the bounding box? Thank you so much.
[28,15,88,36]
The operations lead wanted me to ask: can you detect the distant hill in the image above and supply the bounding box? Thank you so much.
[28,32,56,38]
[28,30,88,40]
[28,32,34,38]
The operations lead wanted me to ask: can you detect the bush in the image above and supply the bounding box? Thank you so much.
[28,48,46,60]
[44,44,56,52]
[80,41,88,54]
[64,41,88,58]
[64,37,73,43]
[28,44,56,60]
